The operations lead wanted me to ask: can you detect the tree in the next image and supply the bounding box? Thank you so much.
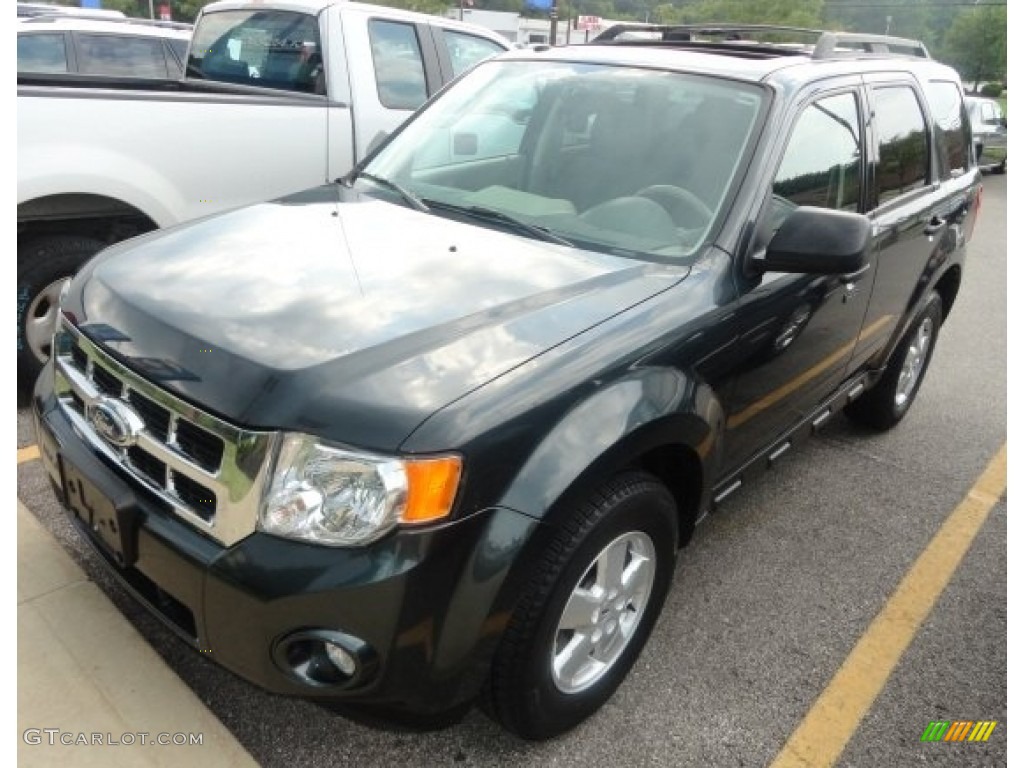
[941,7,1007,91]
[678,0,823,28]
[824,0,937,48]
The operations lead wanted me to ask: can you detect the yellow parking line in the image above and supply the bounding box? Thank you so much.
[17,445,40,464]
[770,442,1007,768]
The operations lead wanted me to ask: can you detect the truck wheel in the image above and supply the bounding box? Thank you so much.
[844,291,943,431]
[486,471,677,740]
[17,235,104,387]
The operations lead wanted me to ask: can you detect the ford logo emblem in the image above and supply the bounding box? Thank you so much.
[88,397,144,448]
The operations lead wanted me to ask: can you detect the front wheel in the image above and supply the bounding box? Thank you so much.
[486,471,678,740]
[844,291,943,431]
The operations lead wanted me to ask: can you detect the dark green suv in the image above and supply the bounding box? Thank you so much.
[33,24,981,739]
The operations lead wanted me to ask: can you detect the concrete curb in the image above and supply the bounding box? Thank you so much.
[17,501,257,767]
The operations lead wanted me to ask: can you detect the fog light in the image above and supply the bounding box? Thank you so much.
[324,642,357,676]
[272,628,378,689]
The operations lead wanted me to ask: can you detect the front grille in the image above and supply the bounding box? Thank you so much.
[174,420,224,474]
[92,364,123,397]
[128,390,171,442]
[53,319,277,546]
[171,472,216,521]
[128,446,166,487]
[70,344,88,372]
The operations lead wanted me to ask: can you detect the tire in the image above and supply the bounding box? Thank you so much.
[486,471,678,740]
[17,235,104,388]
[844,291,943,431]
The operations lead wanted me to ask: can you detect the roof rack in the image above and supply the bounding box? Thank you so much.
[589,23,930,60]
[21,14,193,30]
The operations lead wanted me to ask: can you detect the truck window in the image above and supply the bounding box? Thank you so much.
[442,30,506,77]
[369,20,428,110]
[167,38,187,73]
[188,10,324,94]
[871,86,929,205]
[924,81,971,178]
[771,92,862,229]
[17,33,68,74]
[76,34,171,79]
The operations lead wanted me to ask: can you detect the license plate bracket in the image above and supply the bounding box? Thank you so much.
[61,458,139,567]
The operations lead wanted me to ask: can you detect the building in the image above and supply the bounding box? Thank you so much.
[445,8,593,45]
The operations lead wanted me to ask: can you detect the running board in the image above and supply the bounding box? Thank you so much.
[706,371,877,514]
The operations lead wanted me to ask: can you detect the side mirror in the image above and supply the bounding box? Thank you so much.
[760,207,871,275]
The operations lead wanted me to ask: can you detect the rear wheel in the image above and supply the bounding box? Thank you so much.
[844,291,943,430]
[486,471,678,740]
[17,235,104,387]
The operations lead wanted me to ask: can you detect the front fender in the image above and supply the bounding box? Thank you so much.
[498,367,722,523]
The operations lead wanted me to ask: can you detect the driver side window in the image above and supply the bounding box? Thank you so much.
[771,92,863,231]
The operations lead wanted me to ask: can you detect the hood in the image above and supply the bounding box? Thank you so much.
[66,185,687,450]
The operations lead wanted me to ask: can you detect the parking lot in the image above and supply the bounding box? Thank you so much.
[16,174,1006,766]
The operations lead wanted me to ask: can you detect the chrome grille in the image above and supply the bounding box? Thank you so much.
[127,390,172,442]
[53,318,277,546]
[174,419,224,473]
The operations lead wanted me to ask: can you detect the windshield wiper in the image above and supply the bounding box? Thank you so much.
[345,171,429,213]
[422,200,574,247]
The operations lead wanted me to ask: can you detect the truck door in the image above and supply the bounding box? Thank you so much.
[346,14,444,161]
[427,25,510,82]
[848,77,950,372]
[722,87,875,471]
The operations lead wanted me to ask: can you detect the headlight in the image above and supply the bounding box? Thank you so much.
[259,434,462,546]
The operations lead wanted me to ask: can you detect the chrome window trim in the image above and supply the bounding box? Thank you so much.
[53,319,278,547]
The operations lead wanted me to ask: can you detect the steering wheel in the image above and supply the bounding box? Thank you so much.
[635,185,714,230]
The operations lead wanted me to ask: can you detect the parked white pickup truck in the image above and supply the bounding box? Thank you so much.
[17,0,511,384]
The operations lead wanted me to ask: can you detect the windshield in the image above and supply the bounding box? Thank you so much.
[360,60,765,261]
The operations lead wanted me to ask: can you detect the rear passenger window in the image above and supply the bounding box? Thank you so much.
[18,33,69,74]
[771,92,862,228]
[872,86,929,205]
[187,10,324,94]
[925,81,971,178]
[369,20,428,110]
[77,34,170,79]
[442,30,505,77]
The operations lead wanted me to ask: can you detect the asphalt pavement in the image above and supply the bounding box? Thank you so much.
[16,174,1007,767]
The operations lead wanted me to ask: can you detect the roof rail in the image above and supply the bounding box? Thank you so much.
[21,14,193,30]
[812,31,929,59]
[590,23,930,60]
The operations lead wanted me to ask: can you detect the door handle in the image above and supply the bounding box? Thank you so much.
[923,216,946,236]
[841,264,871,282]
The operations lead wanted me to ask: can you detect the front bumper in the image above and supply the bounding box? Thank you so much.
[32,366,539,714]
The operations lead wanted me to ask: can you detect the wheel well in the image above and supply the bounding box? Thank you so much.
[630,443,703,548]
[934,265,961,322]
[18,193,158,245]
